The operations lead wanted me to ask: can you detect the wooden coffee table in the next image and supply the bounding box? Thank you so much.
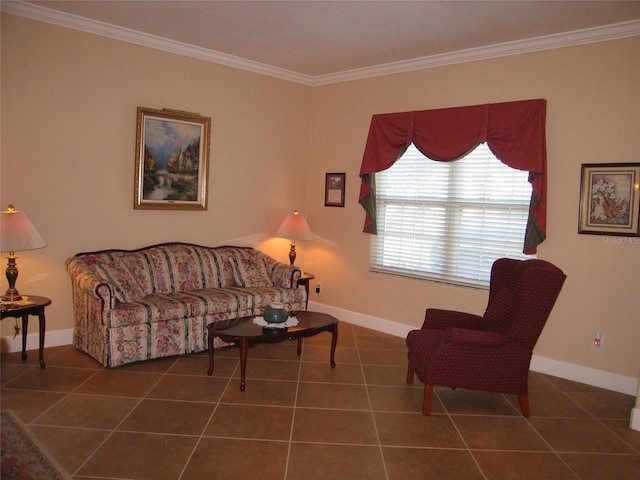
[207,310,338,391]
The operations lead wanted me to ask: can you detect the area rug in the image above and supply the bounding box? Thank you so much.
[1,410,72,480]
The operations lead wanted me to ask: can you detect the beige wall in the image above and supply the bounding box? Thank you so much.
[2,14,639,382]
[306,38,640,380]
[1,14,312,332]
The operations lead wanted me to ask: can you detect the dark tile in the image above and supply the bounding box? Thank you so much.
[452,416,551,451]
[299,361,364,383]
[232,358,300,381]
[0,388,67,422]
[561,453,640,480]
[74,370,161,397]
[183,437,288,480]
[362,364,408,386]
[437,388,520,416]
[29,425,110,475]
[3,365,97,393]
[292,408,378,444]
[571,391,636,419]
[506,391,591,418]
[473,451,578,479]
[33,393,138,429]
[384,447,484,480]
[221,379,298,406]
[368,385,433,413]
[287,443,387,480]
[76,431,197,480]
[170,353,237,376]
[118,399,215,435]
[146,373,228,402]
[302,344,359,364]
[205,404,293,440]
[529,417,636,453]
[296,382,370,409]
[358,347,408,366]
[375,411,465,448]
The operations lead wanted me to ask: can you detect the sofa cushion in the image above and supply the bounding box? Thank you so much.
[229,254,273,288]
[91,254,145,303]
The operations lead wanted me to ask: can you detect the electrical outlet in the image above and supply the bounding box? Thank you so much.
[594,330,604,351]
[315,282,322,294]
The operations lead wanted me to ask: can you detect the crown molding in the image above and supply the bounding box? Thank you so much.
[3,1,639,87]
[312,19,640,85]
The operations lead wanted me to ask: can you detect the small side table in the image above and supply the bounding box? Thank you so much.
[1,295,51,368]
[297,272,315,310]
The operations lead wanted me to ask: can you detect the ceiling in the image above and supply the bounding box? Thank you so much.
[6,1,640,84]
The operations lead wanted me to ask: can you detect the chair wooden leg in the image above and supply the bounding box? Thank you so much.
[422,384,434,416]
[517,393,530,417]
[407,364,415,384]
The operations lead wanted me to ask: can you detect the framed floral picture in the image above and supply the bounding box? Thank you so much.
[578,163,640,236]
[134,107,211,210]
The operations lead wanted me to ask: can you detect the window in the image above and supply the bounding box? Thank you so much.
[370,142,534,288]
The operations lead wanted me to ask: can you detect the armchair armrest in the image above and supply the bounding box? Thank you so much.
[444,327,510,347]
[422,308,483,330]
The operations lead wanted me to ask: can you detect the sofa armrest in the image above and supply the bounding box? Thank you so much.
[261,254,301,288]
[65,257,115,311]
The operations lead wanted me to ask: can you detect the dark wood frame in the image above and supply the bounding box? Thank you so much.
[324,172,346,207]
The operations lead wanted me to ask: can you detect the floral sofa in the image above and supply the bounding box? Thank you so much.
[66,243,305,367]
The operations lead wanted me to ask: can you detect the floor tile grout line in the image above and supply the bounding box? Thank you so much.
[177,358,240,480]
[70,356,183,478]
[354,328,391,480]
[283,336,305,480]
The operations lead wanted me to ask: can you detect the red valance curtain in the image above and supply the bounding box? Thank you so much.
[358,99,547,254]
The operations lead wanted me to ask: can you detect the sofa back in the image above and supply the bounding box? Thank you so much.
[71,243,295,303]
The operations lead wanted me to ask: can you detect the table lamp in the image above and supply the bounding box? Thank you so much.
[275,210,313,265]
[1,204,47,301]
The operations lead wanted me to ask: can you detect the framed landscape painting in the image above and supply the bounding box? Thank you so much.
[134,107,211,210]
[578,163,640,236]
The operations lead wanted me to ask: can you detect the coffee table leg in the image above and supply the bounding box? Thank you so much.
[239,338,249,391]
[330,323,338,368]
[207,331,214,376]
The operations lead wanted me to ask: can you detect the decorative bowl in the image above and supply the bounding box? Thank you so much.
[263,302,288,323]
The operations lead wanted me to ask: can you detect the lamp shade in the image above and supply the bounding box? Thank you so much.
[1,205,47,253]
[275,210,313,241]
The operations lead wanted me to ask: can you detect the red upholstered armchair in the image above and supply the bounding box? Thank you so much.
[406,258,566,416]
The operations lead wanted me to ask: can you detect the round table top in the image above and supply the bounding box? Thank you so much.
[1,295,51,316]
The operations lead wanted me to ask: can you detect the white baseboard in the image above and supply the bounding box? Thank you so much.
[3,303,638,429]
[308,301,639,397]
[1,328,73,354]
[631,408,640,431]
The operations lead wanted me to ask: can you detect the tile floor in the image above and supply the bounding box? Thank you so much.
[1,322,639,480]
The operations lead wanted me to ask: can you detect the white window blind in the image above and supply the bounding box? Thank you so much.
[371,143,534,288]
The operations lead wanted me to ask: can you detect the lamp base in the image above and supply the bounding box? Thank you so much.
[288,242,297,265]
[3,254,22,301]
[1,291,23,302]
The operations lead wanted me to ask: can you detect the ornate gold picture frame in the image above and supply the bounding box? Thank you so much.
[134,107,211,210]
[578,163,640,236]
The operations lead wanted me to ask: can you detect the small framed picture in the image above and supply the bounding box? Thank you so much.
[578,163,640,236]
[134,107,211,210]
[325,172,346,207]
